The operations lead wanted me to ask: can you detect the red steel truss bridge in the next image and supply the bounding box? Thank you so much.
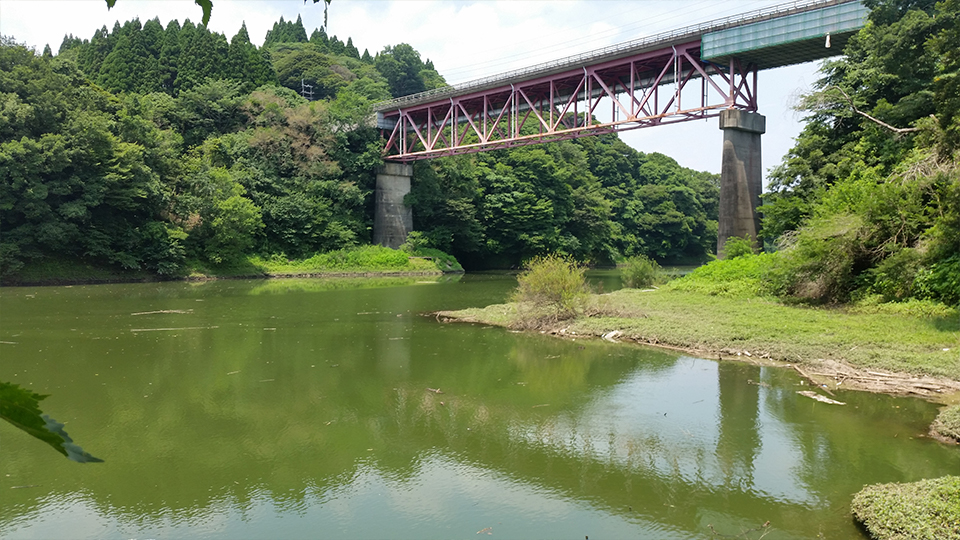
[373,0,868,161]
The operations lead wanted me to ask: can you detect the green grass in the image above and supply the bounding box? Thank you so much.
[254,245,460,275]
[932,405,960,442]
[852,476,960,540]
[441,287,960,380]
[664,253,777,298]
[2,246,462,286]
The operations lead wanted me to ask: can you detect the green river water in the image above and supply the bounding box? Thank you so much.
[1,273,957,539]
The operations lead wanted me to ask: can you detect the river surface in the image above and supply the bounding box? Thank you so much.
[1,273,957,539]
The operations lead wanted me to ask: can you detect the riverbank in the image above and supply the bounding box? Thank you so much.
[439,287,960,402]
[1,245,464,287]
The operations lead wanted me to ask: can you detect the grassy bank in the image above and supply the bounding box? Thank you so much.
[445,287,959,379]
[2,245,462,286]
[852,476,960,540]
[442,286,960,400]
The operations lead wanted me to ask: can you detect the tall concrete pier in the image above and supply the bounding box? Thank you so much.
[374,162,413,249]
[718,109,766,258]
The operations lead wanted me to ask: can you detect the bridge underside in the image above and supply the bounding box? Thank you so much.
[378,42,758,161]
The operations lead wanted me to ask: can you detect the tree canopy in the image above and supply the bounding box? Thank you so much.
[2,14,723,280]
[758,0,959,305]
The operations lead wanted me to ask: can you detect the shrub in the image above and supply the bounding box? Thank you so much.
[399,231,431,253]
[852,476,960,540]
[931,405,960,443]
[620,255,661,288]
[512,253,588,325]
[764,213,866,302]
[721,236,757,259]
[667,253,777,297]
[915,253,960,306]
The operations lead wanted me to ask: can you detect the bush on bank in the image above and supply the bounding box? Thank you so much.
[851,476,960,540]
[665,253,777,298]
[931,405,960,443]
[254,245,461,274]
[512,254,589,326]
[619,255,662,289]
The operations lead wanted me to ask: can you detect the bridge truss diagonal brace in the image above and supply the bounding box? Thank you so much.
[378,41,758,161]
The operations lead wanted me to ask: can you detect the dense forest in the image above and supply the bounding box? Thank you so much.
[0,14,721,278]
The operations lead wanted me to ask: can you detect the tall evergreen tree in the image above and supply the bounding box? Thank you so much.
[309,27,329,52]
[58,34,83,55]
[344,37,359,59]
[157,20,182,94]
[227,23,277,93]
[77,25,112,76]
[175,21,228,92]
[328,35,345,55]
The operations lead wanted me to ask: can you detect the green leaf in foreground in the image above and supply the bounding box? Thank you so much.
[0,381,103,463]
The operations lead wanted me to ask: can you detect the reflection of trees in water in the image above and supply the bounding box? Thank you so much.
[716,363,760,487]
[2,341,838,536]
[376,368,814,536]
[5,285,952,540]
[757,368,954,506]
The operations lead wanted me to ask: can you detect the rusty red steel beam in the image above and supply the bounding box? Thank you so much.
[378,41,758,161]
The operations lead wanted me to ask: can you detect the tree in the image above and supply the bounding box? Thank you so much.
[104,0,332,27]
[227,23,277,93]
[375,43,428,97]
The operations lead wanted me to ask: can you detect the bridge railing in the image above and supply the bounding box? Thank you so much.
[371,0,852,112]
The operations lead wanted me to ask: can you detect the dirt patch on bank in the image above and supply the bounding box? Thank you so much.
[787,359,960,401]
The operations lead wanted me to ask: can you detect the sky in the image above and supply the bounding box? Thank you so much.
[0,0,827,184]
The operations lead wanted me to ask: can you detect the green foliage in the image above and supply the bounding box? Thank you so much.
[667,253,778,298]
[852,476,960,540]
[299,245,414,271]
[757,0,960,307]
[721,236,756,259]
[620,255,661,289]
[399,232,463,272]
[410,135,718,269]
[4,15,724,281]
[263,15,309,48]
[512,254,589,325]
[253,245,458,275]
[763,156,958,304]
[205,193,263,264]
[931,405,960,443]
[399,230,430,253]
[375,43,438,97]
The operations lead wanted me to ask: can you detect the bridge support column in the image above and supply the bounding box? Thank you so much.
[374,162,413,249]
[718,109,766,258]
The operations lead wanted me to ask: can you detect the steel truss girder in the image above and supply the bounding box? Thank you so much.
[379,41,758,161]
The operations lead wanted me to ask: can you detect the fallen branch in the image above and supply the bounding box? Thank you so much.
[818,86,922,135]
[798,391,846,405]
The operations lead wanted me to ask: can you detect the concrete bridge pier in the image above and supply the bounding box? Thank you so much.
[374,162,413,249]
[718,109,766,258]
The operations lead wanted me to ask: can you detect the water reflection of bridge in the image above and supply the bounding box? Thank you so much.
[375,361,817,536]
